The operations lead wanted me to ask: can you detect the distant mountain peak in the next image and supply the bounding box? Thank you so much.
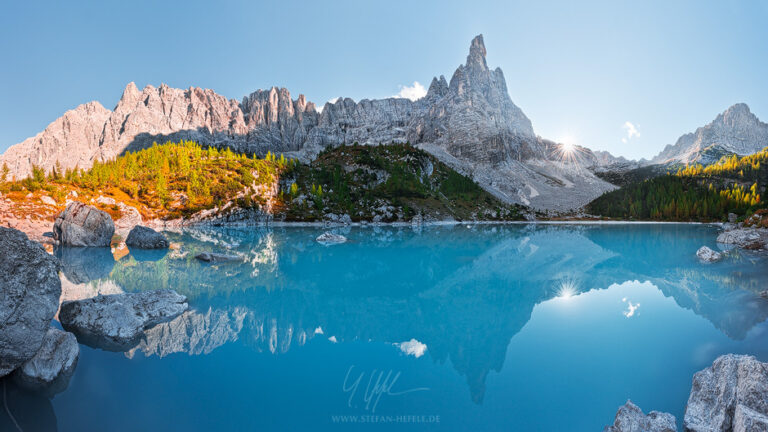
[651,103,768,165]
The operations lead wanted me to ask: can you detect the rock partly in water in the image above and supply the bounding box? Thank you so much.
[12,328,79,395]
[194,252,241,263]
[0,227,61,377]
[697,246,723,262]
[53,201,115,247]
[604,400,677,432]
[684,354,768,432]
[717,228,768,250]
[316,232,347,244]
[125,225,169,249]
[59,290,189,351]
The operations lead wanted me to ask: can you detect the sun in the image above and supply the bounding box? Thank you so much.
[561,141,576,154]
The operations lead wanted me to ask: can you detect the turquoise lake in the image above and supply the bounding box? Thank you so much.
[2,223,768,431]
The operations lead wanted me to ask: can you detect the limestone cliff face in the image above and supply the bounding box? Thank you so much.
[0,102,111,179]
[408,35,539,164]
[651,103,768,165]
[0,34,613,210]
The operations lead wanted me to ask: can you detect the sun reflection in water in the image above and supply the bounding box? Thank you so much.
[556,279,579,300]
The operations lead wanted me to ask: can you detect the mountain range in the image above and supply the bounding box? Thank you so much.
[1,35,765,211]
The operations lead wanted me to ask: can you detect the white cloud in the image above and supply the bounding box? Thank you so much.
[396,339,427,358]
[393,81,427,101]
[622,298,640,318]
[622,121,640,144]
[328,335,337,343]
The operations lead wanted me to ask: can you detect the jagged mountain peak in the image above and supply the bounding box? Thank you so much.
[651,103,768,165]
[466,34,488,71]
[0,34,614,211]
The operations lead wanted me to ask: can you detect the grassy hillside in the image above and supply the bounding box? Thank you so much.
[586,149,768,221]
[275,143,523,222]
[0,141,524,224]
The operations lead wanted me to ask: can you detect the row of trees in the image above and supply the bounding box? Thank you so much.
[588,149,768,220]
[6,141,292,215]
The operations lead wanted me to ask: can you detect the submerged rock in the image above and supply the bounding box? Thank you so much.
[0,227,61,377]
[684,354,768,431]
[696,246,723,262]
[604,400,676,432]
[316,232,347,244]
[12,328,79,395]
[59,290,188,351]
[125,225,169,249]
[716,228,767,250]
[194,252,241,262]
[53,201,115,247]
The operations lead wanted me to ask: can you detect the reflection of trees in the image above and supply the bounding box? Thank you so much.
[68,224,768,404]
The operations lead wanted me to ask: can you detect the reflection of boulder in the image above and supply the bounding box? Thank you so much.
[127,307,250,358]
[0,379,58,431]
[12,328,79,397]
[55,246,115,284]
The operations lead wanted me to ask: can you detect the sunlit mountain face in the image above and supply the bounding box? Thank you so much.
[6,224,768,431]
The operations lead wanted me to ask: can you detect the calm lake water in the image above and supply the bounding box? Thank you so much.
[3,224,768,431]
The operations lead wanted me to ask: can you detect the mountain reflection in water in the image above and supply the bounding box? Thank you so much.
[54,224,768,404]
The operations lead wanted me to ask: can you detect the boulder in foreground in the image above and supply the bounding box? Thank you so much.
[125,225,169,249]
[0,227,61,377]
[685,354,768,432]
[603,400,676,432]
[59,290,188,351]
[696,246,722,262]
[316,232,347,244]
[13,328,79,395]
[53,201,115,247]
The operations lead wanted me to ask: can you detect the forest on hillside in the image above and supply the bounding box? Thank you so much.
[0,141,522,223]
[586,149,768,221]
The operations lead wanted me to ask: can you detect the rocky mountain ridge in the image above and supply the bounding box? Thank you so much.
[0,35,614,211]
[651,103,768,166]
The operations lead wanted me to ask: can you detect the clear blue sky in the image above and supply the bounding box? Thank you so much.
[1,0,766,160]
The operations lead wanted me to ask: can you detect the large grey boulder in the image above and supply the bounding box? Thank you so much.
[59,290,188,351]
[53,201,115,247]
[316,232,347,244]
[716,228,768,250]
[604,400,677,432]
[125,225,169,249]
[0,227,61,377]
[696,246,723,262]
[12,328,79,395]
[684,354,768,431]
